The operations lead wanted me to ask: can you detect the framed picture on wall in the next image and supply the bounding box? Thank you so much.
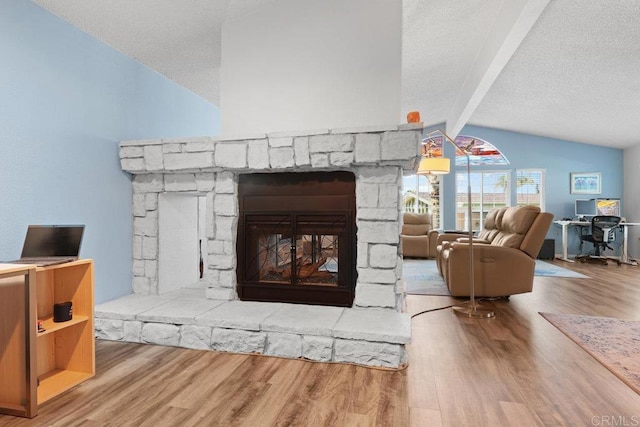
[570,172,601,194]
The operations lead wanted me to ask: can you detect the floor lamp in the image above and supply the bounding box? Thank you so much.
[418,130,494,319]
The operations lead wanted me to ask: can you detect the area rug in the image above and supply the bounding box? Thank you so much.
[403,259,588,296]
[533,260,588,279]
[403,259,450,296]
[540,313,640,395]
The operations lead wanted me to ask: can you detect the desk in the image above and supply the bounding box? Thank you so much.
[553,220,639,265]
[0,260,94,419]
[619,223,639,265]
[0,264,37,418]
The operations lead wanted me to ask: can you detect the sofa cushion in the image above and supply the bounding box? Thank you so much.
[477,207,507,242]
[402,223,429,235]
[403,212,432,225]
[491,206,541,248]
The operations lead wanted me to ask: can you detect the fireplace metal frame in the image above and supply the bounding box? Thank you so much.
[236,171,357,306]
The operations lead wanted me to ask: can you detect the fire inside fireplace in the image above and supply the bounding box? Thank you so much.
[237,172,356,306]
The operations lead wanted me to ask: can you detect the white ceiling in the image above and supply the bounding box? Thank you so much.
[32,0,640,148]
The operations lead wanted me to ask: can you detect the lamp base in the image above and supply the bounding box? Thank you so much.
[453,304,495,319]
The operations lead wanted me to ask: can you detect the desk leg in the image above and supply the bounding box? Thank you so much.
[619,225,637,266]
[556,223,575,262]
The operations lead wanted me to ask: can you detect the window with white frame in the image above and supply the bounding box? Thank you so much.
[402,174,442,228]
[455,171,510,231]
[516,169,545,210]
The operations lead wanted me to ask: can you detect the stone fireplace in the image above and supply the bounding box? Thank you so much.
[106,124,421,367]
[121,124,422,310]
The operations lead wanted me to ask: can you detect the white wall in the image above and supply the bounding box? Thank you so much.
[220,0,402,136]
[623,144,640,259]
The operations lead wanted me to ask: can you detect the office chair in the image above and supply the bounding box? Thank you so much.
[576,215,621,264]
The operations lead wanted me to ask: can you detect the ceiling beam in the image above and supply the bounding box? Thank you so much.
[446,0,550,138]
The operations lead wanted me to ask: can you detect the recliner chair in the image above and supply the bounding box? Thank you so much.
[401,212,439,258]
[576,215,621,264]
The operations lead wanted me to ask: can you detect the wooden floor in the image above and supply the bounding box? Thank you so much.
[2,260,640,426]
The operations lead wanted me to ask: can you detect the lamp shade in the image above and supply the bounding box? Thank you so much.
[417,157,450,175]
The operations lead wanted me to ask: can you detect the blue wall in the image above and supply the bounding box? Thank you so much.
[439,125,624,255]
[0,0,220,303]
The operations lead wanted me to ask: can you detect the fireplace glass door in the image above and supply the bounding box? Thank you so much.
[239,213,353,306]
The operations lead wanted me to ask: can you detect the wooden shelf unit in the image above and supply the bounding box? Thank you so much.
[0,259,94,418]
[35,259,95,406]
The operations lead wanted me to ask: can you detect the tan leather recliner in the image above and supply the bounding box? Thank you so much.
[401,212,439,259]
[437,205,553,297]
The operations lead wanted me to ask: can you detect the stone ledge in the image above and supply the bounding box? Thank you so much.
[260,304,344,336]
[196,300,285,331]
[268,128,330,138]
[136,298,226,324]
[333,309,411,344]
[216,132,268,141]
[95,294,176,320]
[119,125,424,176]
[330,124,397,134]
[120,125,423,148]
[119,139,165,147]
[398,122,424,131]
[94,292,411,368]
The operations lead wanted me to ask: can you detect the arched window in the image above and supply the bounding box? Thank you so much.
[425,135,509,166]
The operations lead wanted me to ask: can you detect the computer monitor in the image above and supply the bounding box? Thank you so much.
[575,199,597,218]
[596,199,621,217]
[575,198,621,218]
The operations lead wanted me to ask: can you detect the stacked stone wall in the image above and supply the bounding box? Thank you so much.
[120,125,423,312]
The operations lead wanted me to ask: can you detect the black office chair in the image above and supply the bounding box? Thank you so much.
[577,215,621,264]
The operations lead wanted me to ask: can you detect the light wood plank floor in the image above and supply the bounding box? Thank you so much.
[2,260,639,426]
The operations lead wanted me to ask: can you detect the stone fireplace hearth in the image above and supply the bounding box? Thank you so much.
[94,124,422,368]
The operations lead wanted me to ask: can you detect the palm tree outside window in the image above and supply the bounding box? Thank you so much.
[516,169,545,209]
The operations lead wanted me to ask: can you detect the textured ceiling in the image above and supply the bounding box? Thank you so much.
[470,0,640,149]
[32,0,640,148]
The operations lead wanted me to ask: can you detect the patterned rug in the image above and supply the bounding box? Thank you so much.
[540,313,640,395]
[403,259,588,296]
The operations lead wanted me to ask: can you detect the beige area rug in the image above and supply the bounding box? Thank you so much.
[540,312,640,395]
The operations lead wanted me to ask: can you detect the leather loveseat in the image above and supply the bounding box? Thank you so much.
[436,205,553,297]
[401,212,439,259]
[435,207,507,275]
